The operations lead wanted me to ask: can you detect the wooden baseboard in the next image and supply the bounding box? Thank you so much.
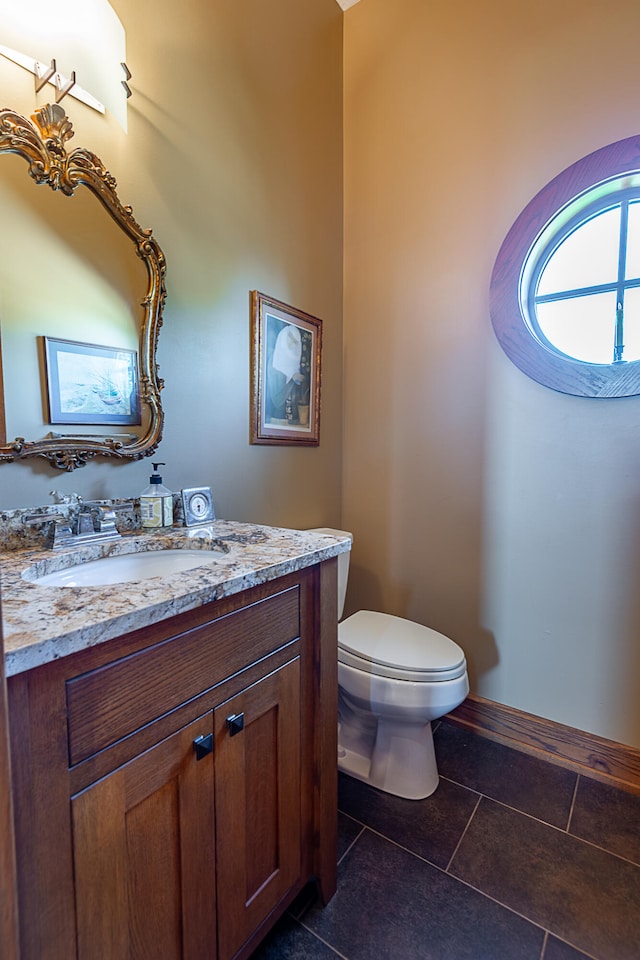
[446,694,640,794]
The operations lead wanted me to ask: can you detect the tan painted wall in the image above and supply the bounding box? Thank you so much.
[0,0,343,531]
[343,0,640,747]
[4,0,638,751]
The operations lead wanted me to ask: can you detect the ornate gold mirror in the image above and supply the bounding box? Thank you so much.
[0,104,165,471]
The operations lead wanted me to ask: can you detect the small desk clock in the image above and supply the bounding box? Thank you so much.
[181,486,215,525]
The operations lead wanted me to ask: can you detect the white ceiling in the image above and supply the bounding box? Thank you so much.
[336,0,361,9]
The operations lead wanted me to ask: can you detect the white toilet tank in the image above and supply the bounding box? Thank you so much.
[307,528,352,619]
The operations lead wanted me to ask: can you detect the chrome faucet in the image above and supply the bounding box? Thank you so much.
[25,498,133,549]
[74,502,122,544]
[24,513,74,549]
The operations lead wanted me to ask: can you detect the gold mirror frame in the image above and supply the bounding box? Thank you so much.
[0,104,165,471]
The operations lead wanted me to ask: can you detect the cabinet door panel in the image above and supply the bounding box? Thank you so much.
[0,615,20,960]
[72,714,216,960]
[215,658,301,960]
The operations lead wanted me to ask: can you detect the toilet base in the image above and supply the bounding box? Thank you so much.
[338,699,439,800]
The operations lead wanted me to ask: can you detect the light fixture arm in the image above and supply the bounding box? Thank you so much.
[34,58,57,93]
[55,70,76,104]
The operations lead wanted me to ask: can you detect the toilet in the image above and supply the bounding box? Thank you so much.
[311,529,469,800]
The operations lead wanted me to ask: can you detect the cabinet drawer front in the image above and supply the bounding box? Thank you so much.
[66,586,300,766]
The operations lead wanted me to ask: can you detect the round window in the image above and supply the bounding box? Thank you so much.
[490,137,640,397]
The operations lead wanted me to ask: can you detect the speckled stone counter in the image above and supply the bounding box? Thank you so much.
[0,521,350,677]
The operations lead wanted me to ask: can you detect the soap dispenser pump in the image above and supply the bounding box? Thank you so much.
[140,462,173,529]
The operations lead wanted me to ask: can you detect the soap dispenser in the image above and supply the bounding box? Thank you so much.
[140,462,173,529]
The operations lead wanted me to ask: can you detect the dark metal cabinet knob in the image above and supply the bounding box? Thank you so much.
[193,733,213,760]
[226,713,244,736]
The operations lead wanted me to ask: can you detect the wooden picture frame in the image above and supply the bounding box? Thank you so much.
[250,291,321,445]
[43,337,141,426]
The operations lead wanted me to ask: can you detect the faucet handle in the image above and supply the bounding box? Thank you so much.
[49,490,82,505]
[79,501,103,514]
[96,512,119,536]
[25,512,55,525]
[25,514,74,548]
[78,502,120,536]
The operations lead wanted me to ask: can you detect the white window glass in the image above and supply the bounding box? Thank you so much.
[535,292,618,364]
[537,208,619,295]
[625,201,640,281]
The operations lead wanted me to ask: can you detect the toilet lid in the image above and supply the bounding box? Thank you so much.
[338,610,467,682]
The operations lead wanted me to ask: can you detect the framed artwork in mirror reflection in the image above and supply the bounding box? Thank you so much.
[43,337,141,426]
[250,291,322,445]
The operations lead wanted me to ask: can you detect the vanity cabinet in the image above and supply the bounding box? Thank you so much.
[7,562,338,960]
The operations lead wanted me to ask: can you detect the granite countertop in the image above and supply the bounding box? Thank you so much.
[0,520,350,677]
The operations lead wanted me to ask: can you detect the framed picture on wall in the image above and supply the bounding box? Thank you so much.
[43,337,141,426]
[250,291,322,445]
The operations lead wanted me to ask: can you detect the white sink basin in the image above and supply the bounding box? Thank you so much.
[25,548,223,587]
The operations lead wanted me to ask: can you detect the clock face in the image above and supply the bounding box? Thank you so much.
[190,493,208,518]
[182,487,214,525]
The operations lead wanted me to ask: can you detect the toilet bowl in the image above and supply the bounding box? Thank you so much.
[309,529,469,800]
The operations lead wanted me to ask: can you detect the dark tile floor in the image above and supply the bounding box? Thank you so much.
[250,719,640,960]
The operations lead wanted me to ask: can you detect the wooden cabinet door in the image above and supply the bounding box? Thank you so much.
[214,657,302,960]
[71,713,216,960]
[0,606,20,960]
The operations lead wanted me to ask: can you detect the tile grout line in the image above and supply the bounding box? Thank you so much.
[442,867,604,960]
[445,792,482,874]
[545,933,602,960]
[438,775,579,833]
[339,813,547,934]
[336,816,552,944]
[337,823,366,867]
[335,809,607,960]
[335,763,639,960]
[566,774,580,833]
[539,929,549,959]
[438,776,640,869]
[438,773,575,833]
[296,919,352,960]
[353,818,553,941]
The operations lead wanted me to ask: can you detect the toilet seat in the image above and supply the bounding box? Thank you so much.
[338,610,466,683]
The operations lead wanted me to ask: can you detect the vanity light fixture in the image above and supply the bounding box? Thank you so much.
[0,0,128,128]
[33,57,56,93]
[121,62,132,99]
[0,45,103,113]
[54,68,76,105]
